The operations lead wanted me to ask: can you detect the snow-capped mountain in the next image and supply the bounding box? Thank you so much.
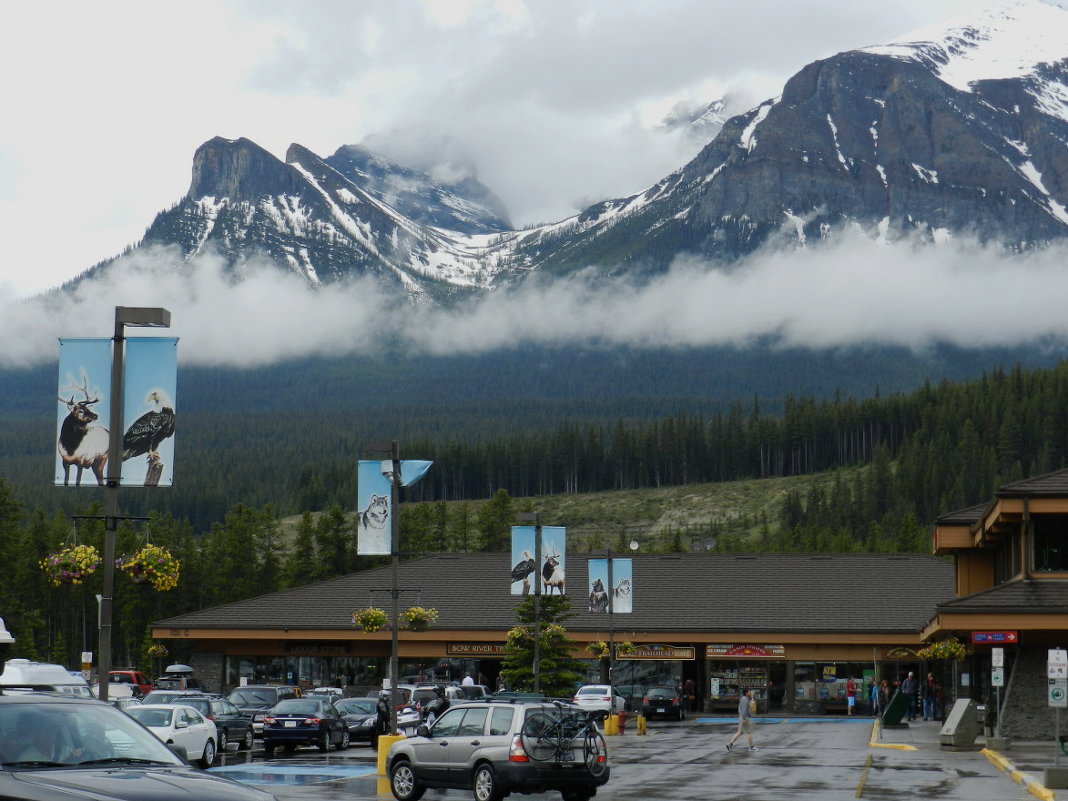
[101,0,1068,297]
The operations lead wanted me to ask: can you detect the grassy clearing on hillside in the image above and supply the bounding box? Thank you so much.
[285,467,863,553]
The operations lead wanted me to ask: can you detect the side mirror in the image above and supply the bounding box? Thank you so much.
[175,719,188,729]
[416,724,430,737]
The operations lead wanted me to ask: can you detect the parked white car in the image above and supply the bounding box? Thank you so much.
[126,703,217,767]
[572,685,627,719]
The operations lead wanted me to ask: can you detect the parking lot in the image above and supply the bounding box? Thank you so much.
[208,716,1050,801]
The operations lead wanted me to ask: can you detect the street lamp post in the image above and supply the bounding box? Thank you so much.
[99,306,170,702]
[515,512,542,693]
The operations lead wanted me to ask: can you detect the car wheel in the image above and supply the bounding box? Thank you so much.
[240,729,254,750]
[473,764,503,801]
[336,729,350,751]
[218,729,228,752]
[199,738,216,768]
[318,729,331,752]
[390,759,426,801]
[264,742,276,755]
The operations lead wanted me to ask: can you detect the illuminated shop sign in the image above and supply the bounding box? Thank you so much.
[705,644,786,659]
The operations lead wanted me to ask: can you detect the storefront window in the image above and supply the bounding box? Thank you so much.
[1034,516,1068,572]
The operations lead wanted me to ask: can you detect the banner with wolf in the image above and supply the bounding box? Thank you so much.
[587,558,633,613]
[356,459,433,555]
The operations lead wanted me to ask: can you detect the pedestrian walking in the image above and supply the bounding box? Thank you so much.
[877,680,891,717]
[726,688,757,752]
[901,671,919,721]
[846,677,856,716]
[922,673,936,720]
[867,678,878,716]
[684,678,696,712]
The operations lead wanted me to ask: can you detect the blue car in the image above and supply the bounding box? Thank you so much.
[262,698,350,753]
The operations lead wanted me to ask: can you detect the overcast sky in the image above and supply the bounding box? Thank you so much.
[0,0,988,300]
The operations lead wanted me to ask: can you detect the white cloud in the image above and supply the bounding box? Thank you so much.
[0,0,987,298]
[2,232,1065,369]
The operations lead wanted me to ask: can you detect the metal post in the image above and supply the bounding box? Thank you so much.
[389,441,401,735]
[97,306,170,703]
[1057,707,1061,768]
[533,515,542,694]
[996,686,1001,739]
[607,551,614,686]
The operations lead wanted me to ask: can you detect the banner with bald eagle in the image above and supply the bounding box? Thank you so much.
[510,526,567,595]
[55,337,177,488]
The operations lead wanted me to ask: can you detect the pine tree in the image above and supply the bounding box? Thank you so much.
[500,595,585,696]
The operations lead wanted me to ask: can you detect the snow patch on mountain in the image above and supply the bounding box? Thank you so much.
[864,0,1068,120]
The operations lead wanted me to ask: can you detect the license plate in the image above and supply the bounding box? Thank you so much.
[404,727,415,736]
[284,720,297,727]
[657,708,665,713]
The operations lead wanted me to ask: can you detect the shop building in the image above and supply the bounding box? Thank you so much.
[931,468,1068,739]
[155,552,952,714]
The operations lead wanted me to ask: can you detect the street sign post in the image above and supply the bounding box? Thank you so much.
[992,667,1004,686]
[1050,650,1068,766]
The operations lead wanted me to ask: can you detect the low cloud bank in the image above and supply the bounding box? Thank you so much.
[2,232,1066,369]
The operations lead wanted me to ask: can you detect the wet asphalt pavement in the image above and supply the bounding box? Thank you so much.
[209,717,1047,801]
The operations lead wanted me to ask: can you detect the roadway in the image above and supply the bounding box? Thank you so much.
[208,716,1049,801]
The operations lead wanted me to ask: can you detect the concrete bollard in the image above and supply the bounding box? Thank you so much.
[636,714,647,735]
[617,711,627,734]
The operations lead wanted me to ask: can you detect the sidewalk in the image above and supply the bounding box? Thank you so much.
[875,718,1061,800]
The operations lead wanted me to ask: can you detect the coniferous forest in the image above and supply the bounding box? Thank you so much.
[2,355,1068,672]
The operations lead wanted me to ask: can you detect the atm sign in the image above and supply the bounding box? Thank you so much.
[971,631,1018,644]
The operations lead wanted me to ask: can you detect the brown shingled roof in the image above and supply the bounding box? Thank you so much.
[156,552,953,635]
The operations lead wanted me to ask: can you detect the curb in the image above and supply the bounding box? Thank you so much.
[868,719,916,751]
[982,747,1056,801]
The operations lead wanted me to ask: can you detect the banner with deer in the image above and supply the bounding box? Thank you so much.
[56,338,178,488]
[510,526,567,596]
[587,558,633,613]
[356,459,434,555]
[56,339,111,487]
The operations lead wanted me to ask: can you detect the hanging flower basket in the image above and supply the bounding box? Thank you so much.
[917,637,968,661]
[40,544,101,586]
[117,545,180,592]
[352,607,389,633]
[401,606,438,631]
[615,641,636,657]
[586,640,611,659]
[146,642,169,659]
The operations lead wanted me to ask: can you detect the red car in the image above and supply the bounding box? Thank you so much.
[108,669,153,697]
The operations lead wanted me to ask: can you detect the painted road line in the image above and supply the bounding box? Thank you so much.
[854,752,873,798]
[982,747,1055,801]
[868,719,916,751]
[695,717,874,725]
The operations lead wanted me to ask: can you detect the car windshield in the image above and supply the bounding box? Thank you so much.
[647,688,675,698]
[272,700,323,715]
[576,687,608,695]
[0,702,183,768]
[337,699,376,714]
[141,691,188,704]
[229,688,278,705]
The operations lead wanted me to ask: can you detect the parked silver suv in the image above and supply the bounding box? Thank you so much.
[387,699,610,801]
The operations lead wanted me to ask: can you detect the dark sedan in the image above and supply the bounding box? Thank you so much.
[336,697,379,744]
[262,698,350,753]
[163,695,255,752]
[642,686,687,720]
